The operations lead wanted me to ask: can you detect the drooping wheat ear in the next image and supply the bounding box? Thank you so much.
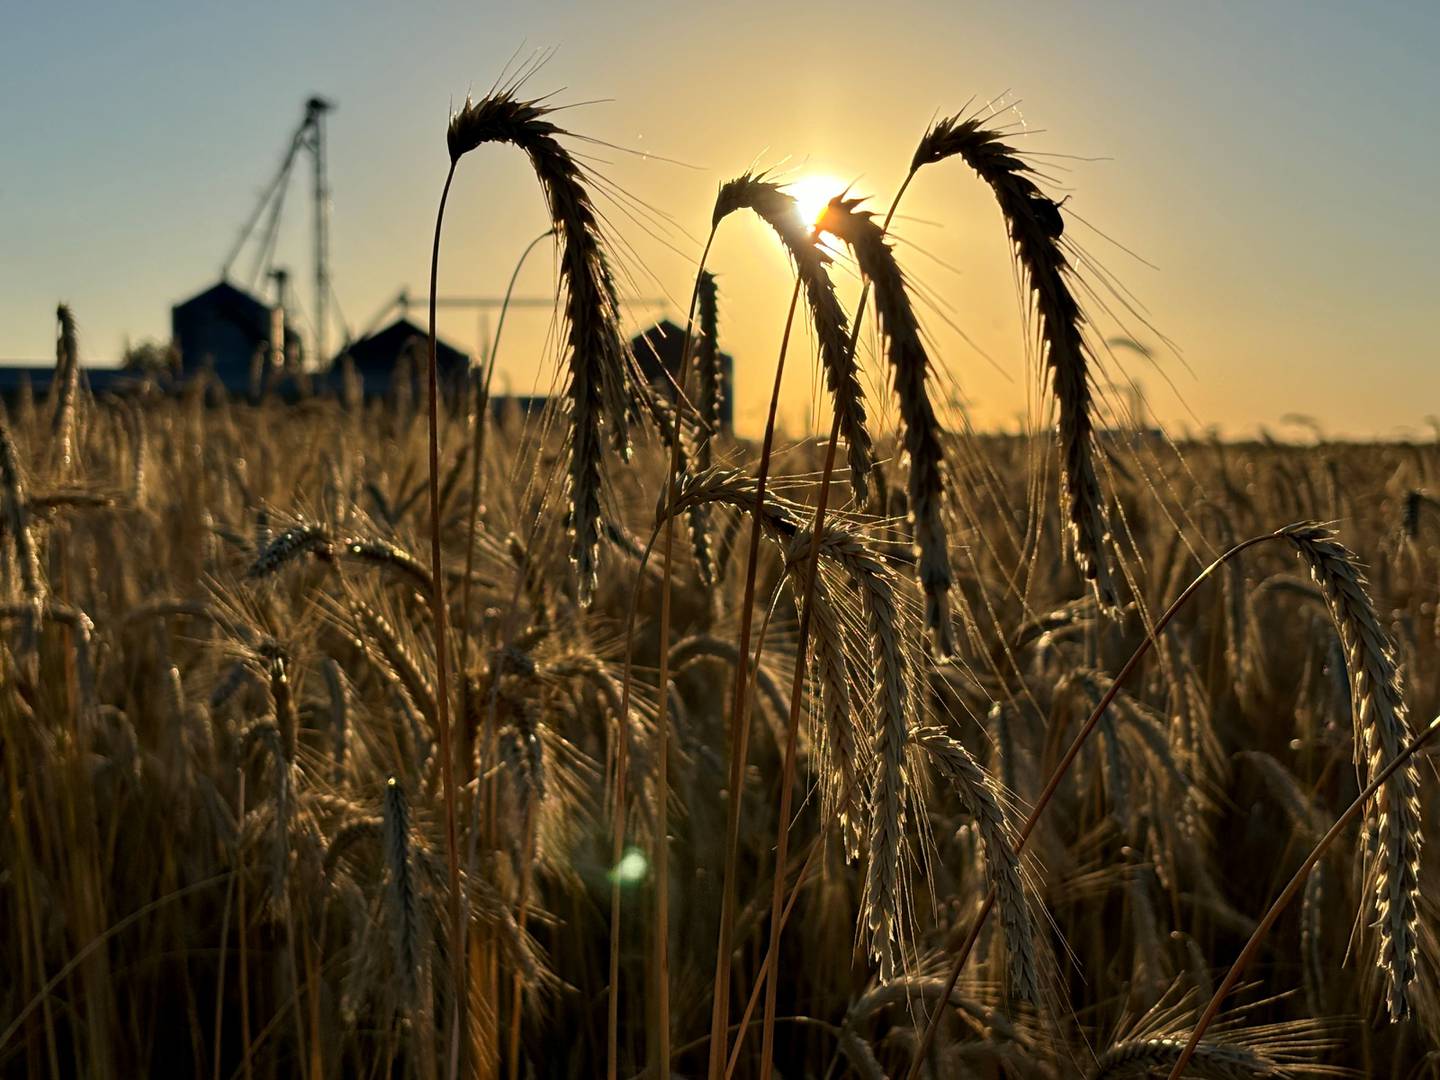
[914,726,1037,1002]
[788,525,914,982]
[383,777,421,1007]
[1280,521,1420,1019]
[1091,1038,1293,1079]
[713,173,873,503]
[0,407,44,662]
[913,115,1117,612]
[666,466,914,932]
[51,304,80,477]
[818,197,955,654]
[350,598,439,729]
[1235,751,1327,842]
[323,816,382,875]
[338,536,434,595]
[448,90,633,605]
[247,522,335,578]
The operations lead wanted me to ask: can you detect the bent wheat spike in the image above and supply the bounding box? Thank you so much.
[818,196,955,653]
[1281,521,1420,1020]
[712,174,872,504]
[912,114,1117,612]
[448,89,634,604]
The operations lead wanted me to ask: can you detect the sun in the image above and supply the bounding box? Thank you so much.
[786,173,850,229]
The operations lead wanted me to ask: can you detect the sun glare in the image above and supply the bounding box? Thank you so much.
[787,173,849,229]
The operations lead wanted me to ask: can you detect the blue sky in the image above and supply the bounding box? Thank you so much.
[2,1,1436,437]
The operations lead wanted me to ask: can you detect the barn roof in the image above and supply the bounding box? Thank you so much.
[173,280,273,320]
[337,317,469,375]
[631,318,732,381]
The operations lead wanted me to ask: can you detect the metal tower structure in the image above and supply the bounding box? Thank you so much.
[308,97,332,363]
[221,95,335,366]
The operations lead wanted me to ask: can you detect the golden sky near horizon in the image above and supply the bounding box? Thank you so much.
[2,2,1435,440]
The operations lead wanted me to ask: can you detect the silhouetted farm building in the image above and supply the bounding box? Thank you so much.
[1,309,738,420]
[329,317,469,400]
[631,319,733,434]
[172,281,306,394]
[0,364,137,401]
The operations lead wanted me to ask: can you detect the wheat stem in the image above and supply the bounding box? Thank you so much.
[707,276,804,1079]
[425,159,466,1080]
[461,226,555,675]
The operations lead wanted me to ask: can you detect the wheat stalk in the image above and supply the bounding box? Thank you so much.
[51,304,80,478]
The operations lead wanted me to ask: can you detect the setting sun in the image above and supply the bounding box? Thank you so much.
[786,173,850,228]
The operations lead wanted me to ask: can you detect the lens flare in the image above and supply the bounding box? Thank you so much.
[608,848,649,885]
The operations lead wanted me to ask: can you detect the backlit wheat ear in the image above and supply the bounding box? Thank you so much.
[247,522,335,578]
[52,304,80,477]
[912,115,1117,612]
[687,271,723,588]
[695,271,723,459]
[713,173,873,504]
[914,726,1038,1002]
[665,467,915,894]
[339,536,434,595]
[818,196,955,654]
[0,407,44,665]
[1090,1038,1293,1078]
[1280,521,1420,1020]
[786,525,914,982]
[123,398,147,502]
[448,90,633,605]
[1105,990,1346,1080]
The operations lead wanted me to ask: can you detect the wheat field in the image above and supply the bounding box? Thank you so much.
[3,84,1439,1080]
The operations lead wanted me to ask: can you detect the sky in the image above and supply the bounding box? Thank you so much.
[1,1,1436,439]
